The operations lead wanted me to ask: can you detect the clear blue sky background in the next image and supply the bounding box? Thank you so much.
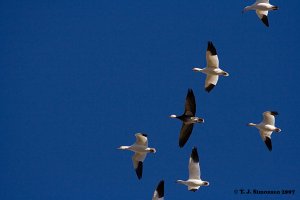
[1,1,299,199]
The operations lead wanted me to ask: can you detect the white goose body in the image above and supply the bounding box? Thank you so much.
[249,122,279,132]
[194,67,228,76]
[176,179,209,190]
[118,133,156,179]
[176,147,209,192]
[248,111,282,151]
[244,3,275,11]
[119,145,155,153]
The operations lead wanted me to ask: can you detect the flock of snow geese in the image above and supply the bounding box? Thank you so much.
[118,0,281,199]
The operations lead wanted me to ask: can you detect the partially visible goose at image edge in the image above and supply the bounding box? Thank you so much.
[242,0,279,27]
[152,180,164,200]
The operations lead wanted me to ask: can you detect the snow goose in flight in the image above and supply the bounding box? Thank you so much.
[170,89,204,148]
[193,41,229,92]
[242,0,278,27]
[247,111,282,151]
[176,147,209,192]
[118,133,156,179]
[152,180,164,200]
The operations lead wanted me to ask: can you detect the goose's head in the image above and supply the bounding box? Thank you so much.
[275,128,282,133]
[149,148,156,153]
[202,181,209,186]
[191,117,204,123]
[222,71,229,76]
[196,118,204,123]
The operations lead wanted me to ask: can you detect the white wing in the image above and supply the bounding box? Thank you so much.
[134,133,148,146]
[132,153,146,168]
[188,148,200,180]
[259,130,272,151]
[262,111,275,125]
[259,130,272,140]
[132,153,147,179]
[206,53,219,68]
[189,159,200,180]
[206,41,219,68]
[205,75,219,89]
[256,10,269,27]
[256,10,268,18]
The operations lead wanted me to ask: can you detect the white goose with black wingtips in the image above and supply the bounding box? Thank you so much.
[242,0,279,27]
[152,180,164,200]
[118,133,156,179]
[247,111,282,151]
[193,41,229,93]
[176,147,209,192]
[170,89,204,148]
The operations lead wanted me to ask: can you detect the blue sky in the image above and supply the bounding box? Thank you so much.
[1,1,300,199]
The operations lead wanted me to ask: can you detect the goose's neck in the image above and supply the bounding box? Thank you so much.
[146,147,156,153]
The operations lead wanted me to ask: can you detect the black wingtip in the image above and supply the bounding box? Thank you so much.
[205,84,215,92]
[265,137,272,151]
[270,111,279,116]
[187,88,194,96]
[207,41,217,55]
[261,15,269,27]
[186,89,195,103]
[179,142,185,148]
[135,161,143,179]
[190,189,198,192]
[156,180,164,198]
[141,133,148,137]
[191,147,199,163]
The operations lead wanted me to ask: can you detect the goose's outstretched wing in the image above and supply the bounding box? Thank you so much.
[132,153,147,179]
[256,10,269,27]
[188,147,200,180]
[152,180,164,200]
[135,133,148,146]
[206,41,219,68]
[179,124,194,148]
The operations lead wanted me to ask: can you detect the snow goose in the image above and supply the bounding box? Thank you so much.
[152,180,164,200]
[118,133,156,179]
[247,111,282,151]
[242,0,279,27]
[170,89,204,148]
[176,147,209,192]
[193,41,229,92]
